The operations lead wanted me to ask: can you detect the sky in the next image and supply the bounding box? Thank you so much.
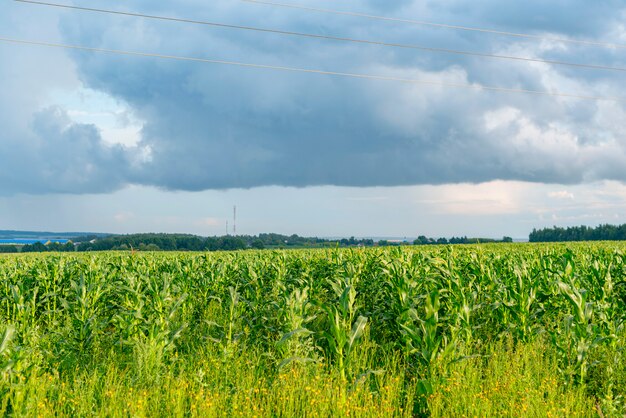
[1,0,626,239]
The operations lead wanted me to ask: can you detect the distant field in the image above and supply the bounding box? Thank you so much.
[0,244,624,416]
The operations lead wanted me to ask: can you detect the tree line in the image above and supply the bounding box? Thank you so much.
[529,224,626,242]
[414,236,513,245]
[0,232,519,254]
[3,233,375,253]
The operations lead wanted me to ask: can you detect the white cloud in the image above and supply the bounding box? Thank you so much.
[114,211,135,222]
[548,190,574,200]
[196,217,222,227]
[417,181,530,215]
[53,89,144,147]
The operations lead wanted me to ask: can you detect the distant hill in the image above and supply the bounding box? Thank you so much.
[0,230,110,240]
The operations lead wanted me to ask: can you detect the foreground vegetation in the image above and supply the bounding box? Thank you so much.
[0,243,625,416]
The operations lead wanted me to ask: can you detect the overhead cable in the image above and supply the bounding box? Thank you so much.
[0,36,622,102]
[12,0,626,73]
[241,0,626,50]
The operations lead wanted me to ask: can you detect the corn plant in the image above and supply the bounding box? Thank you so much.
[275,287,317,368]
[319,278,368,381]
[553,277,602,385]
[59,274,108,359]
[205,286,244,357]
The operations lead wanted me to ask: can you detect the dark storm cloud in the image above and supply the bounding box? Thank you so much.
[428,0,624,35]
[2,0,626,194]
[0,106,130,195]
[30,107,131,193]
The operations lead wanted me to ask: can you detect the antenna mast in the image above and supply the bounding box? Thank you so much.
[233,205,237,235]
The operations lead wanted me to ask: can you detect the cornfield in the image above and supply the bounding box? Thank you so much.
[0,243,625,416]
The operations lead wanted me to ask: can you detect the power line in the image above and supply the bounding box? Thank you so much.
[0,36,622,102]
[12,0,626,74]
[241,0,626,50]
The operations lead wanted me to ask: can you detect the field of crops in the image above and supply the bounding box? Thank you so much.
[0,244,625,417]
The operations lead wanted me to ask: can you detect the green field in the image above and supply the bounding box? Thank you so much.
[0,244,625,417]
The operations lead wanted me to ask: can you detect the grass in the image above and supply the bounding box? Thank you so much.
[0,342,601,417]
[429,339,596,417]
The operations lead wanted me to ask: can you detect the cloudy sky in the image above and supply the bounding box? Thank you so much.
[1,0,626,238]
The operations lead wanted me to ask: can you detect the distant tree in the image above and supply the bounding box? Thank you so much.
[139,243,160,251]
[413,236,428,245]
[529,224,626,242]
[251,239,265,250]
[21,242,47,253]
[217,237,247,251]
[0,245,18,253]
[46,242,74,252]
